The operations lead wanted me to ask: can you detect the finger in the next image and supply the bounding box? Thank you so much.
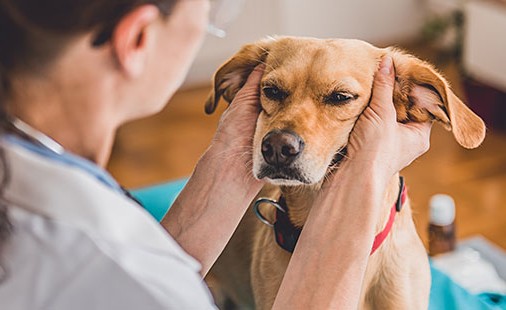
[400,121,433,153]
[370,56,396,120]
[401,120,433,134]
[248,64,266,84]
[232,64,266,105]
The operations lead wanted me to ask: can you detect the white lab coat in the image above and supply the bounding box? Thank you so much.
[0,141,217,309]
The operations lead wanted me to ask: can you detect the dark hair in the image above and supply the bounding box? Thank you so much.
[0,0,177,264]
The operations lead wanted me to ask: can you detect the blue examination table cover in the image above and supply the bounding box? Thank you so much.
[131,179,506,310]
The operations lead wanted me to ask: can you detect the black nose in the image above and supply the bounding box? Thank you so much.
[261,130,304,167]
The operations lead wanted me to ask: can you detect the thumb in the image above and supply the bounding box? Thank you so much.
[399,120,433,154]
[369,56,396,120]
[247,64,266,86]
[231,64,266,107]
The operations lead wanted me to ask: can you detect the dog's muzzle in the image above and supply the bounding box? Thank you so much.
[257,130,310,183]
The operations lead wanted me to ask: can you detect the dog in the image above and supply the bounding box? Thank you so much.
[205,36,486,309]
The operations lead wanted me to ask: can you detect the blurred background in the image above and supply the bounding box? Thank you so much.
[108,0,506,254]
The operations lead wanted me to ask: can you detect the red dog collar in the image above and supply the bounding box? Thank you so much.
[272,176,407,255]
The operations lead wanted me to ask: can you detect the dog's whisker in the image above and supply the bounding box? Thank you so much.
[231,52,277,72]
[209,146,253,155]
[256,59,276,71]
[246,44,278,69]
[255,41,282,68]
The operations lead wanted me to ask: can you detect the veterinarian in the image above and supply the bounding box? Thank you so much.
[0,0,432,308]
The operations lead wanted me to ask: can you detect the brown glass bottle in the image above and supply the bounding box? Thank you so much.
[428,194,456,256]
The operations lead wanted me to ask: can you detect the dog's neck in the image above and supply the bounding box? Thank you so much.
[279,173,402,234]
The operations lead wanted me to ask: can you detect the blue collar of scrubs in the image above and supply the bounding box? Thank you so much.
[3,134,125,195]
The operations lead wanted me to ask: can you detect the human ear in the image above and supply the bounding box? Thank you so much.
[111,5,160,78]
[387,48,486,149]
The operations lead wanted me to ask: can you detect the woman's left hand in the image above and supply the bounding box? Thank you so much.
[346,56,433,179]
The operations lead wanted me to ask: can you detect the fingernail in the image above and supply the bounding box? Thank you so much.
[380,56,393,75]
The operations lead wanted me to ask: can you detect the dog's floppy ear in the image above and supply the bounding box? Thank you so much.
[388,49,486,149]
[205,40,272,114]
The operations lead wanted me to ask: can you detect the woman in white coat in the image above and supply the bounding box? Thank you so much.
[0,0,431,308]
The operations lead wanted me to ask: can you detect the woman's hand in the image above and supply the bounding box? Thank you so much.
[347,56,432,178]
[163,65,266,275]
[273,57,434,309]
[207,65,266,182]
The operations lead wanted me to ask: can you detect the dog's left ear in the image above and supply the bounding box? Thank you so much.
[388,49,486,149]
[205,40,272,114]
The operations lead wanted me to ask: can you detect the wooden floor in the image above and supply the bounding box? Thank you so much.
[107,47,506,251]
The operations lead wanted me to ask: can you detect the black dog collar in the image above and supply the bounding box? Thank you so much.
[255,176,407,254]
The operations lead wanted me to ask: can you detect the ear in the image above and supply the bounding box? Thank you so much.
[111,5,160,77]
[205,40,272,114]
[388,49,486,149]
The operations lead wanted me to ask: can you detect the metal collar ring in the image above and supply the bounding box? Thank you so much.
[253,198,285,227]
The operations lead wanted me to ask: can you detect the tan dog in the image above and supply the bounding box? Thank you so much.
[205,37,485,309]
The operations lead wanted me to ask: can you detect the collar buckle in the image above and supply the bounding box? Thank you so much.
[253,198,286,227]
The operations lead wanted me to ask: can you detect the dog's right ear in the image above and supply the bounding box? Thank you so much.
[205,40,272,114]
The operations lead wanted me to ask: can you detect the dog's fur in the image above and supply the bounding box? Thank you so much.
[205,37,486,309]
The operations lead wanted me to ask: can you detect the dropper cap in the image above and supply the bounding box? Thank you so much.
[429,194,455,226]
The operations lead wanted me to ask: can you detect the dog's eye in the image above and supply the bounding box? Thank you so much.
[324,92,354,105]
[263,86,288,101]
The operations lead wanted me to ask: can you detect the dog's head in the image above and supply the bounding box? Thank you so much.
[205,37,486,186]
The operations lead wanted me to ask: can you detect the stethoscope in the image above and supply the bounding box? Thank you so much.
[10,117,65,155]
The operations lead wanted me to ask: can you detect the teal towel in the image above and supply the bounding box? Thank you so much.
[132,179,506,309]
[430,263,506,309]
[131,178,187,222]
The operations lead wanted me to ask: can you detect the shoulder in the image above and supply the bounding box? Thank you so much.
[0,142,216,309]
[1,206,217,309]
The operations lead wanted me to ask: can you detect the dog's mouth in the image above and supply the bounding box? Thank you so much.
[257,146,348,186]
[257,165,312,185]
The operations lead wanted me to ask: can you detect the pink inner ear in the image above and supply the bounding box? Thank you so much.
[222,72,243,90]
[219,71,249,103]
[410,84,451,127]
[411,85,442,110]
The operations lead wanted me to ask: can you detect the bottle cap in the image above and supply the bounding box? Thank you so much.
[429,194,455,226]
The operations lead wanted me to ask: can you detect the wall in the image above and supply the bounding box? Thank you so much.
[184,0,281,86]
[184,0,428,87]
[463,0,506,91]
[278,0,426,41]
